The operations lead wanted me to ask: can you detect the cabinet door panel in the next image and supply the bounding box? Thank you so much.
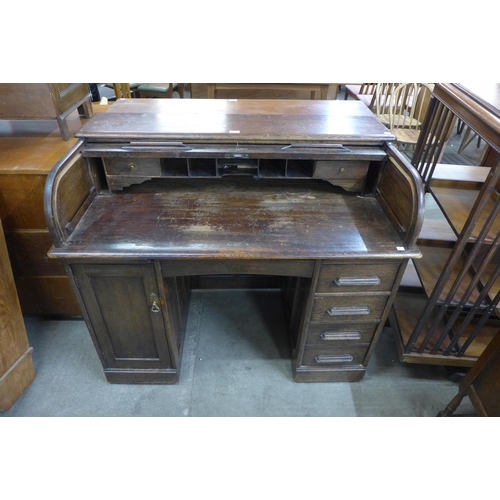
[73,264,171,369]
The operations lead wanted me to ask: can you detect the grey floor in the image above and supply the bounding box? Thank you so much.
[2,289,474,417]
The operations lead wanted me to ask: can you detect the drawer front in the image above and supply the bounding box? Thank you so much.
[103,157,161,176]
[15,276,82,316]
[302,345,369,367]
[317,263,400,293]
[314,160,369,180]
[4,231,66,276]
[306,322,377,345]
[0,174,48,230]
[311,294,389,322]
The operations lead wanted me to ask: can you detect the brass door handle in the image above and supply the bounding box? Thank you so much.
[150,293,161,313]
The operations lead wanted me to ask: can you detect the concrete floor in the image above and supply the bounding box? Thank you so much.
[1,289,474,417]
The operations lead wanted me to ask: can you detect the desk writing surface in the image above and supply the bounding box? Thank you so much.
[76,99,394,144]
[51,178,417,260]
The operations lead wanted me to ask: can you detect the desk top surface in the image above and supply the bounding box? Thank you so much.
[51,178,417,260]
[76,99,394,145]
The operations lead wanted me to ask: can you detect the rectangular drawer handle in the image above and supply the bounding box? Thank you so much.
[334,276,381,286]
[326,306,370,316]
[314,354,353,364]
[320,331,362,341]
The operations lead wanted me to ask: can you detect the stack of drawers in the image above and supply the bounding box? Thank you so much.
[295,261,401,382]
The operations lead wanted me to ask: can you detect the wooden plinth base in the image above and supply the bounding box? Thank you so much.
[104,368,179,384]
[0,347,35,411]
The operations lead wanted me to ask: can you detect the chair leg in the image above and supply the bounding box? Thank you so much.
[436,392,465,417]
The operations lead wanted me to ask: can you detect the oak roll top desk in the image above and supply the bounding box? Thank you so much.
[44,99,424,384]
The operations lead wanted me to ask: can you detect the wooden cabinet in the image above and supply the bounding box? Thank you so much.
[390,83,500,367]
[44,99,424,384]
[0,105,112,317]
[0,83,93,140]
[0,219,35,411]
[294,259,407,381]
[70,264,183,383]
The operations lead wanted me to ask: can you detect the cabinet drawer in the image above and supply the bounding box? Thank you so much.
[103,157,161,176]
[314,160,369,191]
[311,294,389,322]
[0,174,48,230]
[4,230,65,276]
[306,322,377,345]
[317,262,399,293]
[314,160,369,179]
[302,345,368,366]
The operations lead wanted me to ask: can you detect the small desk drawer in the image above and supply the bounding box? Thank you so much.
[311,294,389,322]
[306,322,377,345]
[317,263,399,293]
[302,345,368,367]
[103,157,161,176]
[314,160,369,191]
[314,160,369,180]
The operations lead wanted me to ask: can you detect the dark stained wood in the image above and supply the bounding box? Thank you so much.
[50,178,419,261]
[434,84,500,152]
[0,220,35,411]
[44,141,95,247]
[301,344,369,366]
[45,99,424,384]
[161,259,314,278]
[76,99,394,145]
[377,144,425,247]
[310,294,389,322]
[72,263,177,383]
[390,84,500,367]
[438,327,500,416]
[316,262,400,293]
